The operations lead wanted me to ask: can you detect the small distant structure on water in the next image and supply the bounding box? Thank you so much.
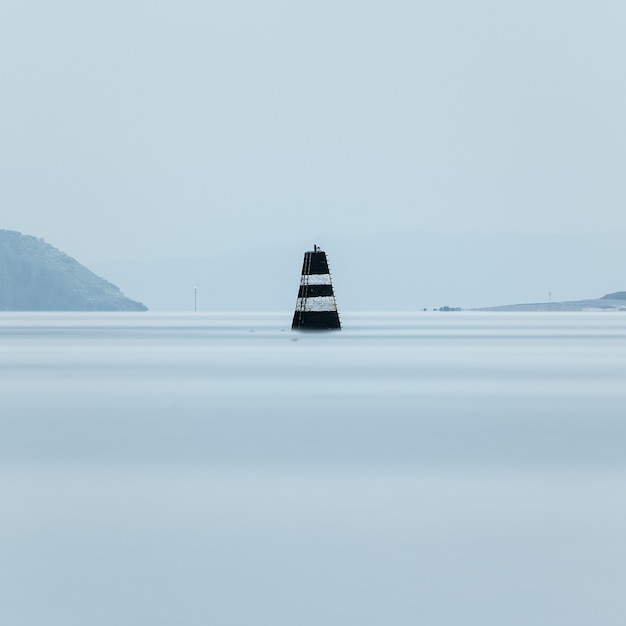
[292,245,341,330]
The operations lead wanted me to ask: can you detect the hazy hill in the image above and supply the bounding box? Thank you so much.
[0,230,147,311]
[477,292,626,312]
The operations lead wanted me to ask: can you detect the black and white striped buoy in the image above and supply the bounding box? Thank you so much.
[292,245,341,330]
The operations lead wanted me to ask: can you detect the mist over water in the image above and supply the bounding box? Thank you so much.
[2,312,626,625]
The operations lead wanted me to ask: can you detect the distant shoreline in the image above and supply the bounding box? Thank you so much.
[475,292,626,312]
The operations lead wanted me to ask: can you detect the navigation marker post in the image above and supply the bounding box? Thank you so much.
[291,245,341,330]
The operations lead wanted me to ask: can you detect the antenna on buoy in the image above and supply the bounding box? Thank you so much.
[292,245,341,330]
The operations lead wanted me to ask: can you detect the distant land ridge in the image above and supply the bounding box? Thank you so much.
[477,292,626,312]
[0,229,147,311]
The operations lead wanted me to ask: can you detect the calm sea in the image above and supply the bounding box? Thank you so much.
[1,312,625,625]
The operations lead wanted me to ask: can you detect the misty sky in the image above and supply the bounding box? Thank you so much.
[2,0,625,265]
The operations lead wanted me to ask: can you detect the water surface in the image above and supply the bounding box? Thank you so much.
[1,312,625,625]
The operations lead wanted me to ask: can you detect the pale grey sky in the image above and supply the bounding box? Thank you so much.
[2,0,625,267]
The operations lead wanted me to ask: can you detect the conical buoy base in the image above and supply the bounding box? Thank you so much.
[292,246,341,330]
[292,310,341,330]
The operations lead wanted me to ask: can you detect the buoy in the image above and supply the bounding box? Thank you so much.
[291,245,341,330]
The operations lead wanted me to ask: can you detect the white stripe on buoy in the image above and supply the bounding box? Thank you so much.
[300,274,332,285]
[295,296,338,312]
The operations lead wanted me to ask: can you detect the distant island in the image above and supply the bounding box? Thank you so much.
[477,292,626,312]
[0,229,147,311]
